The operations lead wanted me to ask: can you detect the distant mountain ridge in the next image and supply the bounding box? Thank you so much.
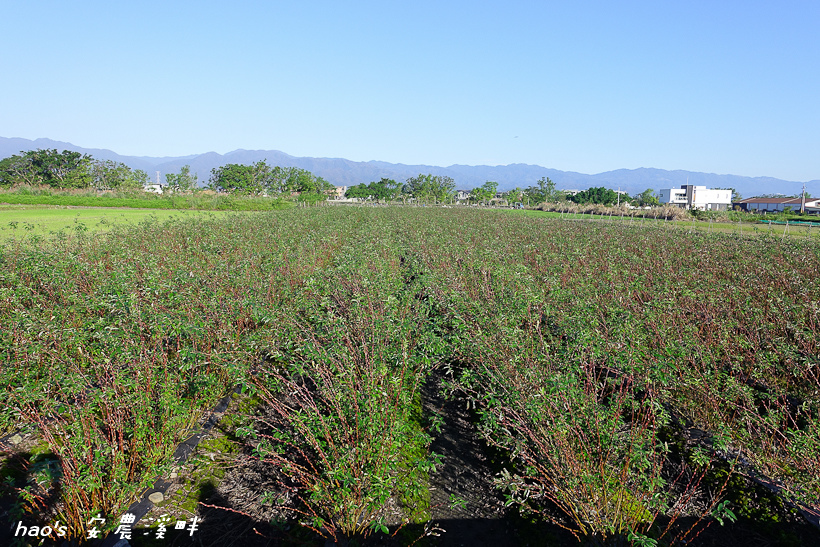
[1,137,816,197]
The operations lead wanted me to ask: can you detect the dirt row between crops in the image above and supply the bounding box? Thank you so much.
[85,372,574,547]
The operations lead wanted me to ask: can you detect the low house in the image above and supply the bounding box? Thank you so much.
[143,183,163,194]
[734,197,820,214]
[659,185,732,211]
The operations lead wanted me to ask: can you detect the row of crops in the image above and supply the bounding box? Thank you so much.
[1,207,819,545]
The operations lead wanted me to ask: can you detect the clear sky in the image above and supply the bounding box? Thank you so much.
[1,1,818,181]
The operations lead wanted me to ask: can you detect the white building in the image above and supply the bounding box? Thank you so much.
[658,185,732,211]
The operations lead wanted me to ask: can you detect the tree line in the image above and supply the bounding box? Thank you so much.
[0,149,150,191]
[207,161,332,197]
[0,149,334,198]
[345,176,562,204]
[2,149,666,206]
[345,175,662,207]
[345,175,566,205]
[344,174,458,203]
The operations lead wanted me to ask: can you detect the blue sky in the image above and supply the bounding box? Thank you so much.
[1,1,818,181]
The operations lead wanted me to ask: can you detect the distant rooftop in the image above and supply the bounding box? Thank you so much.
[737,197,803,204]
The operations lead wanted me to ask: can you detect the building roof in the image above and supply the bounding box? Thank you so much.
[737,197,804,204]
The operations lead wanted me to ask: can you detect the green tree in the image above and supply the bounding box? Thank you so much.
[209,162,271,195]
[32,149,92,188]
[0,149,92,188]
[0,154,39,187]
[404,174,456,203]
[293,169,333,196]
[525,176,558,204]
[165,165,198,194]
[632,189,659,207]
[272,166,332,196]
[372,178,401,202]
[345,178,400,202]
[263,165,291,194]
[345,183,370,200]
[468,187,483,204]
[470,181,498,205]
[278,166,309,194]
[89,160,147,191]
[133,169,151,190]
[506,187,525,204]
[209,162,332,198]
[569,186,622,205]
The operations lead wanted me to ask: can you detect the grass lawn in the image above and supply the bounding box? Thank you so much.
[0,204,233,241]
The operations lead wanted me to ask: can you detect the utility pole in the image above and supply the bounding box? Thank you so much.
[801,183,806,214]
[617,187,620,207]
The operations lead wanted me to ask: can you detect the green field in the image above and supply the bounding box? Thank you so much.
[0,189,294,211]
[1,207,818,546]
[0,204,233,240]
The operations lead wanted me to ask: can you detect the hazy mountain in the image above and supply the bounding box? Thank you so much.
[0,137,199,175]
[2,137,817,198]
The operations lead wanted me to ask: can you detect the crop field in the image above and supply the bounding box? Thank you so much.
[1,207,819,546]
[509,208,820,239]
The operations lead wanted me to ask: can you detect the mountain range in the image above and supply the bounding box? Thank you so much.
[2,137,817,198]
